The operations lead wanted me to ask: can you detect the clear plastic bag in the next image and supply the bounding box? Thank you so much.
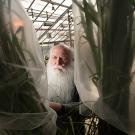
[73,0,135,134]
[0,0,57,134]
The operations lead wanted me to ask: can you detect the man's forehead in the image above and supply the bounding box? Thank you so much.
[52,46,69,55]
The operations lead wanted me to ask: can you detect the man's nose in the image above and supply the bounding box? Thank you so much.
[56,58,63,65]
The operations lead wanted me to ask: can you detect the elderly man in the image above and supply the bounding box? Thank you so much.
[47,43,79,106]
[47,43,84,135]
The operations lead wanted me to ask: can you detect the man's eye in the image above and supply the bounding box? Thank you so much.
[63,58,68,62]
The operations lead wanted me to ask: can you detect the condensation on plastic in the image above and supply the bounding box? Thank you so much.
[129,14,135,135]
[73,1,135,134]
[0,0,57,134]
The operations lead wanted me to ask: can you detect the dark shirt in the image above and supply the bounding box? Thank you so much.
[56,86,85,135]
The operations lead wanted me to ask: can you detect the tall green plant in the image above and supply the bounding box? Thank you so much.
[73,0,134,134]
[0,0,47,134]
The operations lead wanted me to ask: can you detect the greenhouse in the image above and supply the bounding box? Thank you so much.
[0,0,134,135]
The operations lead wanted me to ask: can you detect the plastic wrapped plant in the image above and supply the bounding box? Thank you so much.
[73,0,135,134]
[0,0,56,134]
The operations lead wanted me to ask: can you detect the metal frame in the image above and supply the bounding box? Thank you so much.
[20,0,74,46]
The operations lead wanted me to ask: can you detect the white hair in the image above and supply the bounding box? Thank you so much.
[47,44,75,103]
[49,43,74,62]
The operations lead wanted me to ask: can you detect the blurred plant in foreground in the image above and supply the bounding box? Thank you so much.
[73,0,135,134]
[0,0,49,134]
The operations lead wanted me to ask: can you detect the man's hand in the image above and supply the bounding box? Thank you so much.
[49,102,62,112]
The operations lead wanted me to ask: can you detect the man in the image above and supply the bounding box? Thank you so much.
[47,43,79,105]
[47,43,84,135]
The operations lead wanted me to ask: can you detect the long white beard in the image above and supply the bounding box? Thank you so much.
[47,62,74,104]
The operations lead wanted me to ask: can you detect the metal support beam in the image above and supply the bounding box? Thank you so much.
[40,0,70,8]
[40,39,74,45]
[27,0,35,12]
[33,3,49,23]
[38,5,72,41]
[36,0,66,33]
[68,9,73,46]
[35,28,74,31]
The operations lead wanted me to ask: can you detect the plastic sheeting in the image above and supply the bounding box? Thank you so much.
[0,0,57,134]
[73,0,135,134]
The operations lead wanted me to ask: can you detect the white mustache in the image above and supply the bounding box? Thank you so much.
[53,65,65,71]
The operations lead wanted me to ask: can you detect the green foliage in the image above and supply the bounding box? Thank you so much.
[73,0,135,133]
[0,0,47,134]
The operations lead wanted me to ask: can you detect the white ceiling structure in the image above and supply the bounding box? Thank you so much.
[20,0,74,47]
